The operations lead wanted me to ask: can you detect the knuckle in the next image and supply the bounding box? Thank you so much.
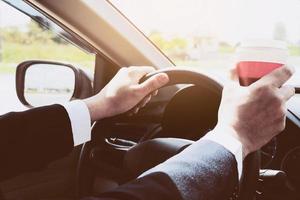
[282,67,293,77]
[148,81,158,91]
[253,84,271,96]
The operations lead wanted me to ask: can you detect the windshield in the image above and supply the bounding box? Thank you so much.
[110,0,300,83]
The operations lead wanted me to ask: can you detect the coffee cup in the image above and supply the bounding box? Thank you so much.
[236,39,288,86]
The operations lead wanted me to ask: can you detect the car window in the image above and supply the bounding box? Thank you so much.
[0,1,95,115]
[110,0,300,85]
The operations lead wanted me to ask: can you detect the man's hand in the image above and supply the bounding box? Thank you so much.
[84,66,169,122]
[214,66,295,157]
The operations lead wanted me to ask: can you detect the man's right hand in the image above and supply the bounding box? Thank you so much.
[214,65,295,157]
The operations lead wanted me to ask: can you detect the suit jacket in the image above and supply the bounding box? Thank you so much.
[90,140,238,200]
[0,104,74,181]
[0,105,238,200]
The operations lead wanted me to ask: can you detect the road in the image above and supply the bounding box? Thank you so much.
[0,74,26,115]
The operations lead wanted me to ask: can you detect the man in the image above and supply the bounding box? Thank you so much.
[0,65,295,200]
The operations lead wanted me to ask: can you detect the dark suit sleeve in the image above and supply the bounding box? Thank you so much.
[83,140,238,200]
[0,104,74,181]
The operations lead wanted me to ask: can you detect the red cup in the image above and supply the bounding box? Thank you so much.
[236,40,288,86]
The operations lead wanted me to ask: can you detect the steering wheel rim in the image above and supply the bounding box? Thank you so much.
[76,67,260,200]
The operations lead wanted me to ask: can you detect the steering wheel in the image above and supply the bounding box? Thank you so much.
[76,68,260,200]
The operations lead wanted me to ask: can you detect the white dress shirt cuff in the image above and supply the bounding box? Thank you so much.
[202,130,243,179]
[62,100,91,146]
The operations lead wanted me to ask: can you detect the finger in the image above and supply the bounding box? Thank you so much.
[253,65,295,88]
[128,66,155,77]
[152,90,158,96]
[133,107,140,114]
[139,95,152,108]
[127,106,140,116]
[278,85,295,101]
[137,73,169,95]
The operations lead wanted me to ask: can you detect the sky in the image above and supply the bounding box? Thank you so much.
[1,0,300,44]
[0,1,30,28]
[110,0,300,44]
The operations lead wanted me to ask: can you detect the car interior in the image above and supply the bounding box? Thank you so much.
[0,0,300,200]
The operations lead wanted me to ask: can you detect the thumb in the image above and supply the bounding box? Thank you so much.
[137,73,169,96]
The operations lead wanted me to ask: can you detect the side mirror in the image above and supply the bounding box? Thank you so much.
[16,60,93,107]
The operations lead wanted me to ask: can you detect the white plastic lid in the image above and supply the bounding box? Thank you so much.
[239,39,287,50]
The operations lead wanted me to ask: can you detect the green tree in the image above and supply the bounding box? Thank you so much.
[1,27,27,44]
[26,20,54,44]
[148,31,188,52]
[0,20,67,45]
[0,32,2,62]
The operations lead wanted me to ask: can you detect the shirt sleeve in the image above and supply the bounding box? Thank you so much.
[202,130,243,179]
[62,100,91,146]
